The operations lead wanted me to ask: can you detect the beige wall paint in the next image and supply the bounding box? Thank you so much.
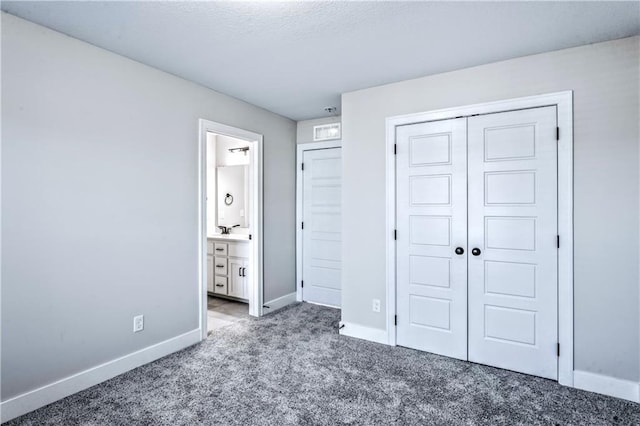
[341,36,640,381]
[1,13,296,400]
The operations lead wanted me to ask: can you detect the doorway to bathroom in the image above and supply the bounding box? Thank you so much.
[198,119,264,339]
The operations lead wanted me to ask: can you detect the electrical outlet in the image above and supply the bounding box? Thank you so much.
[372,299,381,313]
[133,315,144,333]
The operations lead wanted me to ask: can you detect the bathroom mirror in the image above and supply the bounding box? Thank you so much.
[217,165,249,228]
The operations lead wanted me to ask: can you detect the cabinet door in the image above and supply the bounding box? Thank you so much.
[229,258,244,298]
[242,259,249,300]
[207,255,214,293]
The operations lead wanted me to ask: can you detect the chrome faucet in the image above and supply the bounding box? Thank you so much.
[218,224,241,235]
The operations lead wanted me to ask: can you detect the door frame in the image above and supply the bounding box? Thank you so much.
[296,140,342,303]
[385,91,574,386]
[198,119,264,341]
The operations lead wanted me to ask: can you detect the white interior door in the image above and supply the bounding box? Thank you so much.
[467,106,558,379]
[396,118,468,360]
[302,148,342,307]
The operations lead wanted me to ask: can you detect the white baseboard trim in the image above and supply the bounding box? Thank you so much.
[573,370,640,403]
[339,321,389,345]
[262,292,297,313]
[305,300,340,309]
[1,329,201,423]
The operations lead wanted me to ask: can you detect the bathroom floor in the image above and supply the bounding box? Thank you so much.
[207,295,249,333]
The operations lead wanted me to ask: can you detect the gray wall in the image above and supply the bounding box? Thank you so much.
[341,36,640,382]
[296,116,341,144]
[1,13,296,400]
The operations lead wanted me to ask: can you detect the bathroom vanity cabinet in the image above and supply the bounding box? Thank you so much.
[207,238,250,302]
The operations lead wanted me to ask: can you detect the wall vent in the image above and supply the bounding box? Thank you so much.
[313,123,341,141]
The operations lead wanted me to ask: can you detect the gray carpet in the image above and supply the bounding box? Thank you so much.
[7,303,640,425]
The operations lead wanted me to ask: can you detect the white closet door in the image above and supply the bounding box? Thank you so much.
[302,148,342,307]
[396,118,468,360]
[467,107,558,379]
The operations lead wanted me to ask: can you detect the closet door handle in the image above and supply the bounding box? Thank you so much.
[471,248,481,256]
[238,267,242,277]
[242,267,246,277]
[455,247,464,255]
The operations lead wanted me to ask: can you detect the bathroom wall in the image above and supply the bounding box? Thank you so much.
[215,134,251,166]
[207,133,251,235]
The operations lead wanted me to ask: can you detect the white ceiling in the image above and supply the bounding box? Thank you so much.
[2,1,639,121]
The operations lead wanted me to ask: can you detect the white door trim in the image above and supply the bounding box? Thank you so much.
[296,140,342,303]
[385,91,574,386]
[198,119,264,341]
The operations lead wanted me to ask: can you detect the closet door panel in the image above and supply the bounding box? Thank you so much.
[301,147,342,307]
[396,118,468,360]
[467,106,558,379]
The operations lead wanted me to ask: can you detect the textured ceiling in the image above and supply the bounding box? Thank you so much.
[2,1,639,121]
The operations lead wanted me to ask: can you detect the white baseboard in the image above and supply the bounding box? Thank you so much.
[262,292,297,313]
[339,321,389,345]
[1,329,201,423]
[305,300,340,309]
[573,370,640,403]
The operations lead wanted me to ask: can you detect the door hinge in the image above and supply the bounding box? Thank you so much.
[394,144,397,155]
[302,222,304,230]
[557,235,560,248]
[394,315,397,326]
[557,343,560,357]
[249,234,252,240]
[394,229,397,240]
[301,162,304,171]
[556,127,560,141]
[301,280,304,288]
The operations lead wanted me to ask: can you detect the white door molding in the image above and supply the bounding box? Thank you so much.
[385,91,574,386]
[296,140,342,303]
[198,119,264,341]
